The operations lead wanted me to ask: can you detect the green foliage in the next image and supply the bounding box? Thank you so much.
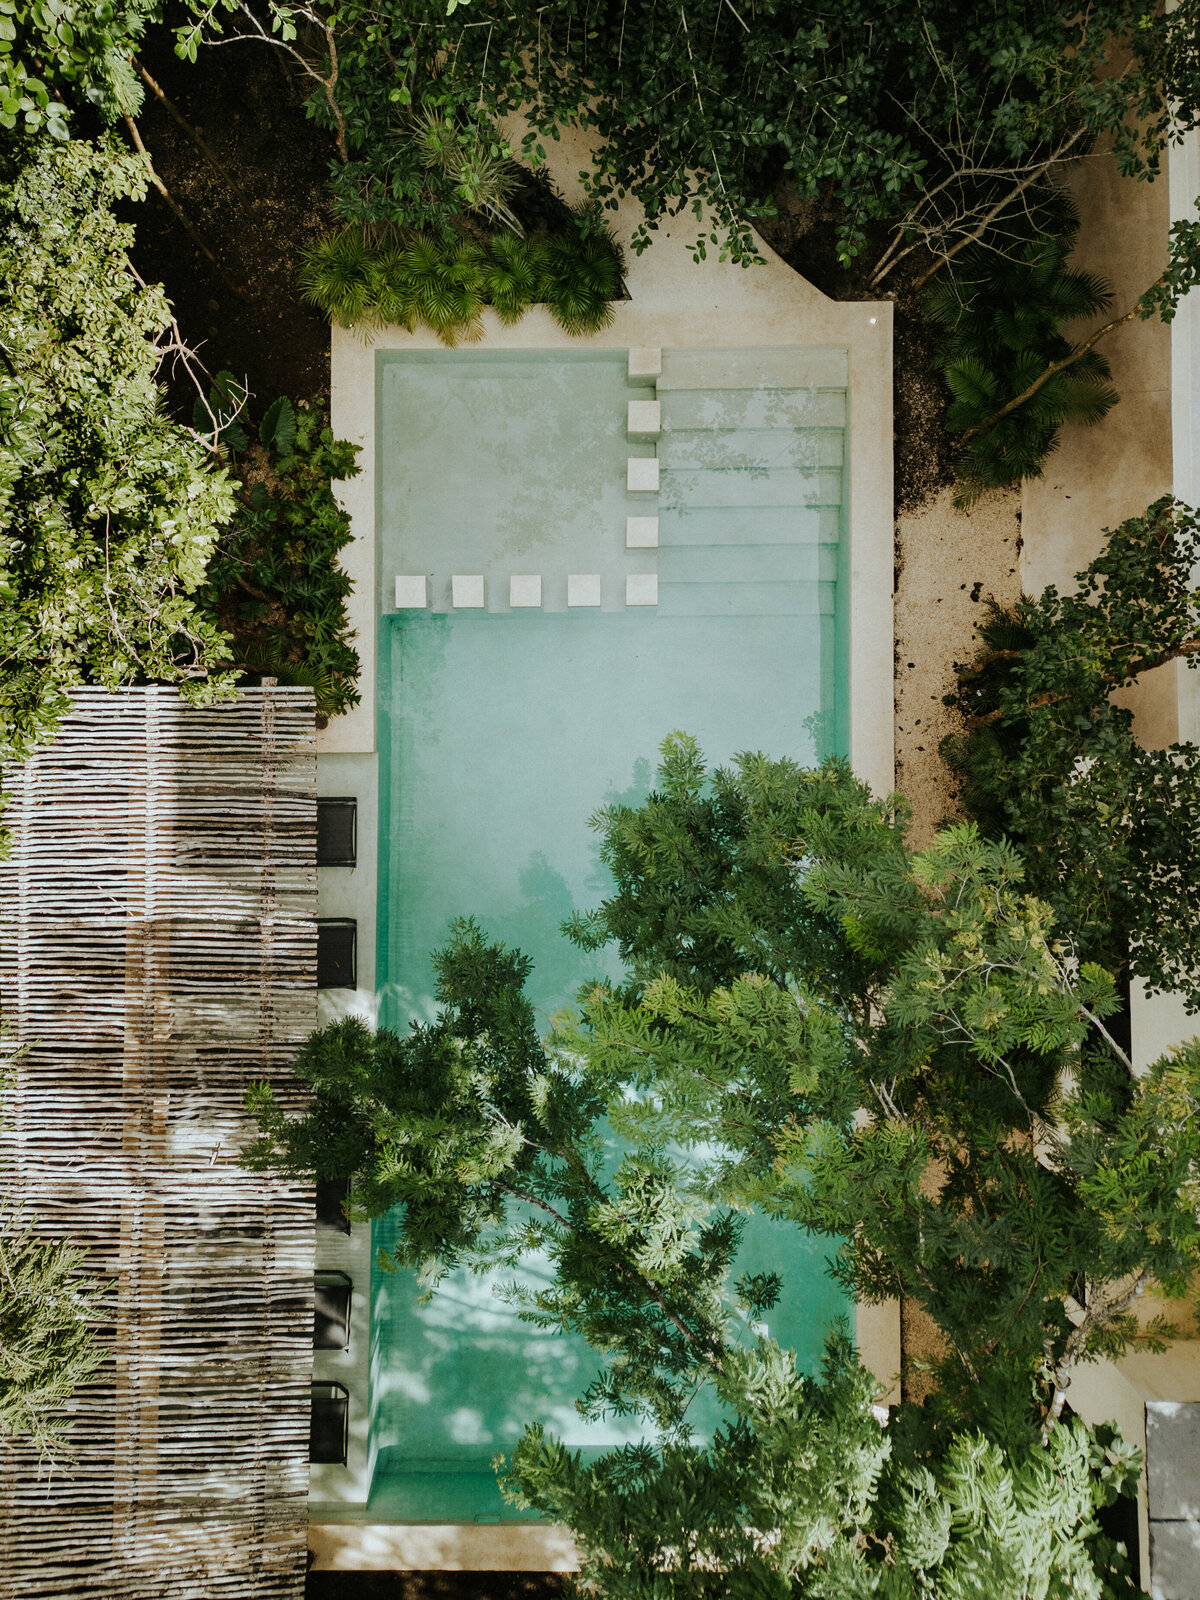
[248,738,1189,1594]
[1,1052,106,1468]
[297,209,621,341]
[245,923,736,1429]
[192,368,249,453]
[0,0,150,137]
[179,0,1200,267]
[1139,208,1200,325]
[924,202,1117,503]
[0,1209,106,1467]
[556,746,1200,1398]
[943,496,1200,1005]
[506,1391,1139,1600]
[0,136,238,777]
[503,1331,891,1595]
[195,396,362,723]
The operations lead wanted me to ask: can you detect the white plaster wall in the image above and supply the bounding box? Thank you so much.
[1131,131,1200,1070]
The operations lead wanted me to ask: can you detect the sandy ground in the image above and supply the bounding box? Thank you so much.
[891,486,1022,1397]
[889,131,1177,1402]
[894,487,1023,849]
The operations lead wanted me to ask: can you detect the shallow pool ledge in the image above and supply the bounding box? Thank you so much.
[308,1521,580,1573]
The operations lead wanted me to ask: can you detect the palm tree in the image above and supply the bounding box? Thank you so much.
[924,201,1117,505]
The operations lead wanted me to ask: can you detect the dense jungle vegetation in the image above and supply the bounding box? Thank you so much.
[2,10,1200,1591]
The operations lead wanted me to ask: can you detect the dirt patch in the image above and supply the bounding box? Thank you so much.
[894,487,1023,846]
[124,28,336,416]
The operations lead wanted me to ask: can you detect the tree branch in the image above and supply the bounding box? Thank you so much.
[959,294,1152,446]
[1043,1269,1152,1440]
[963,639,1200,728]
[133,57,249,201]
[122,114,251,302]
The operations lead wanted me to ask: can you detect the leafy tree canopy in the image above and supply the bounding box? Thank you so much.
[0,136,238,775]
[1,0,151,136]
[246,739,1196,1594]
[944,496,1200,1006]
[180,0,1200,270]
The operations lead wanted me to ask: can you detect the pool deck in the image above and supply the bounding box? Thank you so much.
[323,122,894,800]
[315,122,897,1569]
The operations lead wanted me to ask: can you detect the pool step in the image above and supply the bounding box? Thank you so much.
[659,506,840,546]
[657,580,836,617]
[659,466,843,510]
[661,389,846,430]
[658,427,844,473]
[644,350,846,619]
[659,542,838,585]
[658,347,848,391]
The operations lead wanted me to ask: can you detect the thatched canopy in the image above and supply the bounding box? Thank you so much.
[0,687,318,1597]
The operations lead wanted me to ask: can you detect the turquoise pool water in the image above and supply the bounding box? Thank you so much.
[370,347,851,1521]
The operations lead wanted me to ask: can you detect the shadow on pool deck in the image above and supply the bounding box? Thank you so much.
[306,1574,564,1600]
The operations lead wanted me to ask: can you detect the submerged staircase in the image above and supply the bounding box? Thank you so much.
[654,347,846,623]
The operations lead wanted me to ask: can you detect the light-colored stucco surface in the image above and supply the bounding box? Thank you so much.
[1020,146,1172,599]
[324,118,895,801]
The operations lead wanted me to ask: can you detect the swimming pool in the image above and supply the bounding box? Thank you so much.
[369,347,850,1520]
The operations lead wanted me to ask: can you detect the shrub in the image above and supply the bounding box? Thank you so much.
[0,1211,106,1466]
[0,137,237,778]
[298,207,621,341]
[942,497,1200,1005]
[924,202,1118,504]
[196,397,362,724]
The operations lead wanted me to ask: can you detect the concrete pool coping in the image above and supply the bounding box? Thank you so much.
[318,133,898,1563]
[324,183,893,799]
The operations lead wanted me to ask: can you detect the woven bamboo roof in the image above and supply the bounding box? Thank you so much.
[0,687,318,1598]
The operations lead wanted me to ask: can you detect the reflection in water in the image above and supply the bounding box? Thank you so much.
[372,587,843,1503]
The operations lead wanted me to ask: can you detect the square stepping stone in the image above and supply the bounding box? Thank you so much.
[452,574,485,608]
[567,574,602,607]
[627,457,660,492]
[509,574,542,608]
[627,400,661,436]
[395,575,428,608]
[628,347,662,380]
[626,573,658,607]
[626,516,659,549]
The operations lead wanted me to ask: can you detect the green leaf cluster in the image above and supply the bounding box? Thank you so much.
[297,209,622,341]
[247,737,1195,1594]
[195,395,362,723]
[924,197,1117,504]
[0,136,238,779]
[0,0,150,136]
[1,1052,106,1469]
[0,1208,106,1467]
[181,0,1200,267]
[943,496,1200,1005]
